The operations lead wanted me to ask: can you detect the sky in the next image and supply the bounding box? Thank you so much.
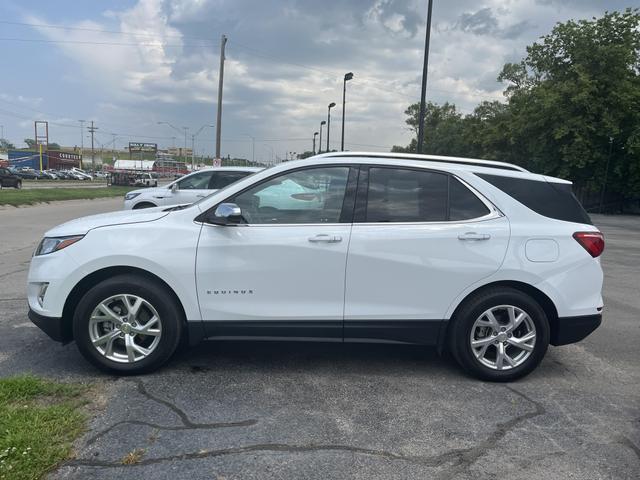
[0,0,634,163]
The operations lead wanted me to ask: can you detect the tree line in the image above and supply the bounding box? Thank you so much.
[392,9,640,212]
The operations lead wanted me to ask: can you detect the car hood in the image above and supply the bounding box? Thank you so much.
[45,206,170,237]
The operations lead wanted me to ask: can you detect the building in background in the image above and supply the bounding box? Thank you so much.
[7,150,82,170]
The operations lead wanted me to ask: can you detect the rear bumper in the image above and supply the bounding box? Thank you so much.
[28,308,71,343]
[551,313,602,346]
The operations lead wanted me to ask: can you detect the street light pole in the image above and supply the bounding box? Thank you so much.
[215,34,227,162]
[416,0,434,154]
[341,72,353,151]
[326,102,336,152]
[313,131,319,154]
[319,121,326,154]
[192,124,215,169]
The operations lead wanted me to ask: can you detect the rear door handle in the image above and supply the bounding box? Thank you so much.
[308,234,342,243]
[458,232,491,241]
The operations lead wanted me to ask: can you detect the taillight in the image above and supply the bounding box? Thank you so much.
[573,232,605,258]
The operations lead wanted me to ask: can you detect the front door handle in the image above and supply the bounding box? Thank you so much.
[308,234,342,243]
[458,232,491,241]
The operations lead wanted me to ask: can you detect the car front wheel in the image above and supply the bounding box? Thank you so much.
[73,274,183,374]
[448,287,550,382]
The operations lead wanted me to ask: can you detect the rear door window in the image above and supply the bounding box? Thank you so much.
[365,168,449,222]
[364,168,490,223]
[449,177,490,221]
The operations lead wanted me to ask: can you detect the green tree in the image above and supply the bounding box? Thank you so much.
[392,102,469,156]
[394,8,640,202]
[0,138,15,150]
[24,138,36,149]
[498,8,640,195]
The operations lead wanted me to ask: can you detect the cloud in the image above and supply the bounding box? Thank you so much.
[4,0,630,158]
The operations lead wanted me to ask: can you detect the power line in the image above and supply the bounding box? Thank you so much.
[0,20,211,41]
[0,37,215,48]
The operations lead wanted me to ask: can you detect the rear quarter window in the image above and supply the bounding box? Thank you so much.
[477,173,592,225]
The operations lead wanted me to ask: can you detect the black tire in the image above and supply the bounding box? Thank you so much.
[15,181,22,189]
[132,202,156,209]
[448,287,550,382]
[73,274,183,374]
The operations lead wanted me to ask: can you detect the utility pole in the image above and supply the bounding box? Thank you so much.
[78,120,85,168]
[215,34,228,163]
[191,134,196,170]
[313,132,318,154]
[87,121,98,172]
[416,0,434,154]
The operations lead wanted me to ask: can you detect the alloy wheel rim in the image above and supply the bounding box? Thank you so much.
[88,294,162,363]
[469,305,536,371]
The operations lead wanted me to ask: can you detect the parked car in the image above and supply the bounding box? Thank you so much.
[123,166,262,209]
[27,153,604,380]
[16,168,39,180]
[132,173,158,188]
[0,167,22,188]
[70,167,93,180]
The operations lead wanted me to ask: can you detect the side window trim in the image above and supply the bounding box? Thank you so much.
[354,164,500,225]
[199,164,358,226]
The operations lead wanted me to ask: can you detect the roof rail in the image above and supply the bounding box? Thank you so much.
[316,151,528,173]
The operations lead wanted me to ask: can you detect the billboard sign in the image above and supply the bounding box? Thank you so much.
[129,142,157,153]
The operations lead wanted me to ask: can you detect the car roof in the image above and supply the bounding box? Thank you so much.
[283,152,570,184]
[192,166,263,172]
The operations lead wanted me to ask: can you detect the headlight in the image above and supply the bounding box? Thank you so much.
[125,192,141,201]
[35,235,84,256]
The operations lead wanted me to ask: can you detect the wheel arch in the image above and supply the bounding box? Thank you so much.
[439,280,559,353]
[132,201,157,209]
[61,266,189,343]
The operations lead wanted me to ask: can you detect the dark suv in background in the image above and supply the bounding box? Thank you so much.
[0,167,22,189]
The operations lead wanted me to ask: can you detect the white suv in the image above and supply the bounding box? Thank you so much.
[123,167,262,209]
[27,153,604,381]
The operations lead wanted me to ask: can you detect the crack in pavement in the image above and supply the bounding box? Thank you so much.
[85,379,258,446]
[68,443,473,469]
[68,383,547,472]
[430,384,547,480]
[0,267,27,279]
[615,436,640,460]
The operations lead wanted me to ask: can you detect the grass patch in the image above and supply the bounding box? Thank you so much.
[0,375,90,480]
[0,186,132,207]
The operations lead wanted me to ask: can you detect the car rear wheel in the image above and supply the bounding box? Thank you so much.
[448,287,550,382]
[73,274,183,374]
[15,181,22,189]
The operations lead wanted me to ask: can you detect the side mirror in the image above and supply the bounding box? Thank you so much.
[210,203,243,225]
[171,183,179,193]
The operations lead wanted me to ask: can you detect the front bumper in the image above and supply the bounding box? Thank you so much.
[28,308,71,343]
[551,313,602,346]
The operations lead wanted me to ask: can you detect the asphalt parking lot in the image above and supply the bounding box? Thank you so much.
[0,199,638,479]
